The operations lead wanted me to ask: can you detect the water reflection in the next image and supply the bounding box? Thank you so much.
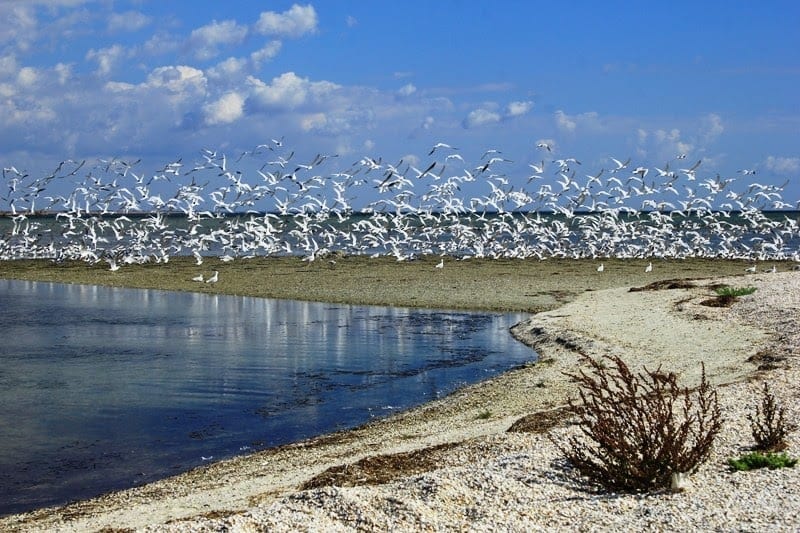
[0,279,533,516]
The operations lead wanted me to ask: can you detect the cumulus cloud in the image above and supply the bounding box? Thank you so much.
[463,108,501,128]
[145,65,207,96]
[555,110,601,133]
[206,57,248,82]
[17,66,38,87]
[0,55,18,77]
[504,100,533,118]
[653,128,693,156]
[54,62,72,85]
[250,41,282,69]
[0,4,38,51]
[189,19,248,61]
[248,72,339,110]
[703,113,725,142]
[555,110,576,132]
[396,83,416,98]
[764,155,800,173]
[107,10,151,33]
[86,44,127,76]
[204,91,245,125]
[142,33,181,57]
[255,4,318,38]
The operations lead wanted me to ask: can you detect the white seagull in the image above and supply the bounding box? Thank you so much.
[205,270,219,283]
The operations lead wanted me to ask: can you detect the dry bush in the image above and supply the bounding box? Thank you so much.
[748,382,796,451]
[556,353,722,492]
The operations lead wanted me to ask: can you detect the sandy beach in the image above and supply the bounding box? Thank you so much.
[0,259,798,531]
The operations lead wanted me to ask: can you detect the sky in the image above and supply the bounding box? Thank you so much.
[1,0,799,202]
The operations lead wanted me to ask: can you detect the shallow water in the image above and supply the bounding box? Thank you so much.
[0,280,533,516]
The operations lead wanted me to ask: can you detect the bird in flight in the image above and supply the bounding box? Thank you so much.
[428,143,457,156]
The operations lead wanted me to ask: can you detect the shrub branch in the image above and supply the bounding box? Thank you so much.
[556,353,722,492]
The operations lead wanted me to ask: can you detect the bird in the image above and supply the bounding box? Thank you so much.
[192,273,204,282]
[744,264,757,273]
[536,142,552,152]
[428,142,457,155]
[435,258,444,269]
[645,262,653,273]
[597,263,604,272]
[205,270,219,283]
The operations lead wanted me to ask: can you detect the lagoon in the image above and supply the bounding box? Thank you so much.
[0,280,532,516]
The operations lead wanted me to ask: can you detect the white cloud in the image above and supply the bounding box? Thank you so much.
[206,57,247,81]
[764,155,800,173]
[255,4,318,38]
[505,100,533,118]
[300,112,328,132]
[0,55,18,77]
[17,66,38,87]
[107,10,150,32]
[145,65,207,96]
[54,62,72,85]
[189,19,248,61]
[555,110,576,132]
[0,5,37,51]
[639,126,694,161]
[85,44,126,76]
[142,33,181,57]
[346,15,358,28]
[555,110,601,133]
[396,83,416,97]
[248,72,339,110]
[702,112,724,142]
[250,41,282,69]
[204,92,245,125]
[463,108,501,128]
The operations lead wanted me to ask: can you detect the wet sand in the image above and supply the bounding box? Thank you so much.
[0,257,790,531]
[0,256,762,312]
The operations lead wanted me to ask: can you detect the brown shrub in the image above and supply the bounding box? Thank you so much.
[555,353,722,492]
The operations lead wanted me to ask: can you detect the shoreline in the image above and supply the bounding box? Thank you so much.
[0,260,797,531]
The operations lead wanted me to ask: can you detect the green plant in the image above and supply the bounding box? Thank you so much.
[475,410,492,420]
[748,382,796,451]
[728,452,797,471]
[556,354,722,492]
[714,286,757,297]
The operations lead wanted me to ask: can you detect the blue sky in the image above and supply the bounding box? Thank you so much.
[1,1,799,200]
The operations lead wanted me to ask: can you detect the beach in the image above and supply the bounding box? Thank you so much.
[0,259,798,531]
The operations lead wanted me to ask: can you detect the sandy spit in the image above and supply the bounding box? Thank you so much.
[1,270,797,532]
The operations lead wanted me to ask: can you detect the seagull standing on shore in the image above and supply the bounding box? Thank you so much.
[597,263,604,272]
[645,262,653,273]
[205,270,219,283]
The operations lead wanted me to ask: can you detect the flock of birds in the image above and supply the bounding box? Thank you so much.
[1,139,798,271]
